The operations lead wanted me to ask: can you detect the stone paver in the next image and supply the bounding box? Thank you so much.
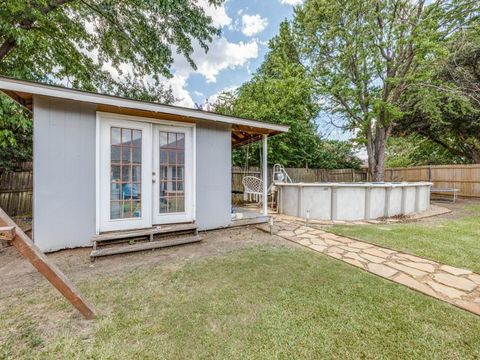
[367,263,398,278]
[386,261,427,278]
[397,261,436,273]
[393,274,438,298]
[361,253,385,264]
[428,281,466,299]
[363,248,390,258]
[261,216,480,317]
[434,273,477,292]
[469,274,480,285]
[440,265,472,276]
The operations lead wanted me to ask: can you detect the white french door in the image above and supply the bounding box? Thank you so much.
[152,125,193,224]
[97,113,194,233]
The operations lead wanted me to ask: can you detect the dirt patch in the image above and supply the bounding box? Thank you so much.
[416,199,479,225]
[0,226,298,298]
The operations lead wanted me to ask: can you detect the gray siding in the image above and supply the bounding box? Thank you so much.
[32,97,232,251]
[33,96,96,251]
[195,121,232,230]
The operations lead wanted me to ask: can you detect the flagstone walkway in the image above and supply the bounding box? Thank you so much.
[259,215,480,316]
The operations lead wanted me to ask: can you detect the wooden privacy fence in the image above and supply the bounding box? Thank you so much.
[0,162,33,217]
[0,163,478,218]
[233,164,480,200]
[232,166,367,202]
[384,164,480,198]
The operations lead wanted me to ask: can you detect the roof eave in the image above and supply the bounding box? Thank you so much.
[0,76,290,134]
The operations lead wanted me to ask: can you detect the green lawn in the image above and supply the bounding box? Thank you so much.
[1,246,480,359]
[328,204,480,273]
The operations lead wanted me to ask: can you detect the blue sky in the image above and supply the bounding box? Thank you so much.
[166,0,301,108]
[157,0,352,142]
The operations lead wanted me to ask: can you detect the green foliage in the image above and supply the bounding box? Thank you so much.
[0,0,224,170]
[294,0,479,179]
[398,25,480,163]
[212,21,361,169]
[385,135,466,168]
[0,93,32,170]
[0,0,223,88]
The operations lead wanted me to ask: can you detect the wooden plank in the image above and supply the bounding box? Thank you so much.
[92,223,197,242]
[90,234,203,258]
[0,226,15,241]
[0,207,96,320]
[229,216,270,228]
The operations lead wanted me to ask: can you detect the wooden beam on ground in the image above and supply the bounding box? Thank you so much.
[0,207,96,320]
[0,226,15,241]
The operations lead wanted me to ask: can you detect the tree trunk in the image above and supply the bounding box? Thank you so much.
[470,149,480,164]
[366,124,390,182]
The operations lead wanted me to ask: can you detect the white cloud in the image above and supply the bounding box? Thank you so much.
[198,0,231,27]
[204,84,239,110]
[167,36,257,107]
[241,14,268,36]
[173,37,258,83]
[280,0,303,5]
[165,74,195,108]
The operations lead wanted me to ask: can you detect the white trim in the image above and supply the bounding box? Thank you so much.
[192,125,197,221]
[0,77,289,133]
[262,134,268,216]
[152,124,194,224]
[95,114,101,234]
[97,111,196,128]
[97,114,153,232]
[95,111,197,233]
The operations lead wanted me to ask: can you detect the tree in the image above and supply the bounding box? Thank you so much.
[0,0,223,88]
[0,0,224,169]
[397,26,480,163]
[212,21,355,169]
[385,135,466,168]
[210,21,319,167]
[294,0,479,180]
[0,94,32,170]
[211,21,361,169]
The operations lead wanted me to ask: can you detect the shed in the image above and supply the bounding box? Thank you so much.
[0,77,288,252]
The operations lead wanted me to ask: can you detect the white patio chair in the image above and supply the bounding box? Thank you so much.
[242,176,264,203]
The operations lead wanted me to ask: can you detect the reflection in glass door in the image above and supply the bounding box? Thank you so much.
[159,131,185,214]
[110,127,143,219]
[153,125,192,224]
[99,115,152,233]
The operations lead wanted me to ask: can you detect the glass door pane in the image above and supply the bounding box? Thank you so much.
[110,127,142,219]
[159,131,185,214]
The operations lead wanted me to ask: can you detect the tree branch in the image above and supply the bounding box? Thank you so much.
[0,0,73,62]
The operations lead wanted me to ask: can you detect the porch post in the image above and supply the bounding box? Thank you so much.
[262,134,268,216]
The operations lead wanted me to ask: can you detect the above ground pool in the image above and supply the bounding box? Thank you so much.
[276,182,432,221]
